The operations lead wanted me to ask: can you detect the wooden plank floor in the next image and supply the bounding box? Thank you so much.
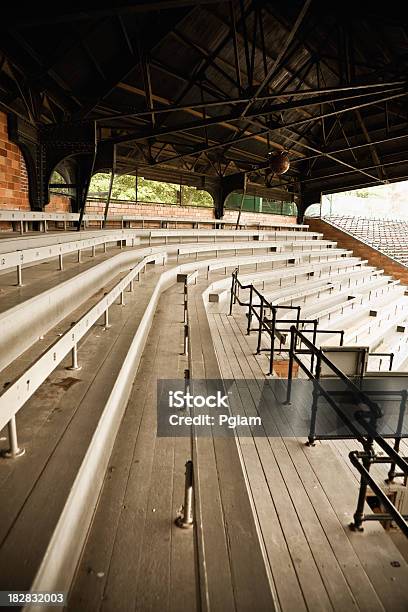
[69,278,277,612]
[205,292,408,612]
[68,282,199,612]
[188,283,276,612]
[0,264,166,593]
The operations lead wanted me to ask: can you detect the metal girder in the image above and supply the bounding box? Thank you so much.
[299,154,408,185]
[290,131,408,164]
[106,87,406,145]
[96,80,405,122]
[280,132,387,185]
[354,109,387,180]
[13,1,231,27]
[241,0,313,117]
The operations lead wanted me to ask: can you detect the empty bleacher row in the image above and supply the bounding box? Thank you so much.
[0,220,408,611]
[323,215,408,267]
[0,209,307,232]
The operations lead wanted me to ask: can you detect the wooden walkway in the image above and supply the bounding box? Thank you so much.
[204,288,408,612]
[0,265,165,594]
[68,279,276,611]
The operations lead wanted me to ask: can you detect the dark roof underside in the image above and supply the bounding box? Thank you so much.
[1,0,408,207]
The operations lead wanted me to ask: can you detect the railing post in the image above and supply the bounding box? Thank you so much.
[16,264,23,287]
[59,254,64,271]
[68,342,81,371]
[229,270,236,316]
[311,320,318,373]
[78,249,81,263]
[119,290,125,306]
[175,460,194,528]
[183,324,189,356]
[256,298,264,354]
[268,307,277,375]
[387,389,407,483]
[183,280,188,324]
[1,416,25,458]
[246,286,253,335]
[307,354,321,446]
[350,440,374,532]
[285,328,296,404]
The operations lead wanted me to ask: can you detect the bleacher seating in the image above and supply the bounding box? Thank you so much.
[0,219,408,610]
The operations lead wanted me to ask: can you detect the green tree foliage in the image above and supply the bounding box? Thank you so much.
[88,173,213,207]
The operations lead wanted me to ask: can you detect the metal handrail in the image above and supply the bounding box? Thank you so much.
[229,269,344,374]
[0,251,166,457]
[286,324,408,535]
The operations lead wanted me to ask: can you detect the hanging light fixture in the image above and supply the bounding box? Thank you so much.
[265,150,290,187]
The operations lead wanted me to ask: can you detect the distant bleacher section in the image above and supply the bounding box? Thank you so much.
[323,215,408,267]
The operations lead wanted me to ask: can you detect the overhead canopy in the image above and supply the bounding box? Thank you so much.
[1,0,407,213]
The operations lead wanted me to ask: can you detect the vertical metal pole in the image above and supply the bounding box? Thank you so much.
[285,328,296,404]
[119,291,125,306]
[92,245,96,257]
[307,355,321,446]
[256,299,264,354]
[59,254,63,271]
[311,320,318,373]
[183,324,189,356]
[229,271,236,316]
[2,416,25,458]
[175,460,194,528]
[16,264,23,286]
[387,389,406,483]
[20,220,24,235]
[268,307,276,375]
[104,242,107,253]
[78,249,81,263]
[246,285,253,335]
[350,440,374,532]
[68,343,81,370]
[104,307,111,329]
[103,146,116,228]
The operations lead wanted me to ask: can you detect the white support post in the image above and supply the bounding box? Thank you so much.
[16,264,23,287]
[119,291,125,306]
[59,254,63,271]
[92,245,96,257]
[1,416,25,458]
[67,343,81,371]
[20,220,24,235]
[104,307,111,329]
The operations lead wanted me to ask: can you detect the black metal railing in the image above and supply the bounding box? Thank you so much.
[286,325,408,536]
[229,268,344,374]
[368,351,394,371]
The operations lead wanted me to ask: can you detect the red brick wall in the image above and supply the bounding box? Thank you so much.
[1,110,295,228]
[0,112,30,210]
[85,198,296,226]
[0,111,71,227]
